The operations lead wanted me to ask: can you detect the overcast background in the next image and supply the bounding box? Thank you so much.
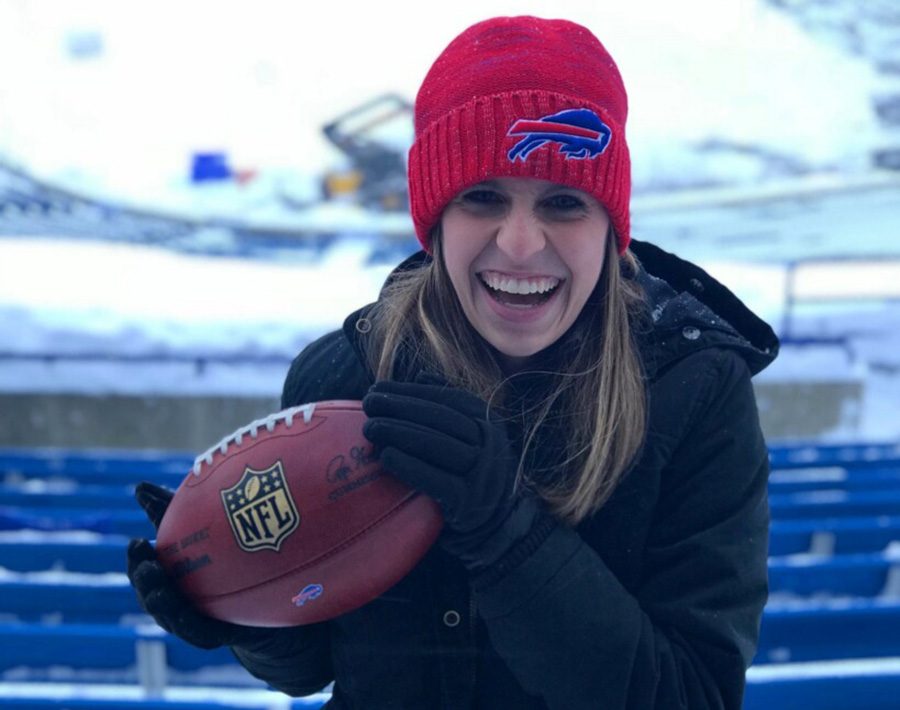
[0,0,884,206]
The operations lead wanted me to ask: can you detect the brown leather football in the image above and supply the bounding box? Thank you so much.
[155,400,443,626]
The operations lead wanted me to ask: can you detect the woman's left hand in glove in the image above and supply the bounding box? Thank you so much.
[362,378,542,571]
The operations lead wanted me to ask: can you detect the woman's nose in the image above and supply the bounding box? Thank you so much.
[495,209,546,261]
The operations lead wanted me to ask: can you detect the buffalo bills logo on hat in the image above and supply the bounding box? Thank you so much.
[507,108,612,162]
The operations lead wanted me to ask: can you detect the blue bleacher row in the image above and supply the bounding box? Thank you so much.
[1,444,900,710]
[2,544,900,655]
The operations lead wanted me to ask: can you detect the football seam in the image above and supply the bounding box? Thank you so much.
[195,489,437,602]
[191,401,364,477]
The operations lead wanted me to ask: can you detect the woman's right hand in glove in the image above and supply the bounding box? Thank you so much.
[126,481,282,651]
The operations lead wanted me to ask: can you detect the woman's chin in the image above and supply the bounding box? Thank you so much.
[479,326,565,370]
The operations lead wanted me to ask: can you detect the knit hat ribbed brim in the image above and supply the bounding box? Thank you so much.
[408,16,631,254]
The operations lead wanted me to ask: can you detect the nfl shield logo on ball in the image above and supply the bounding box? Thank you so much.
[221,461,300,552]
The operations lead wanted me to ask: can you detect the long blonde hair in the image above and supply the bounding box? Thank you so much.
[364,230,647,525]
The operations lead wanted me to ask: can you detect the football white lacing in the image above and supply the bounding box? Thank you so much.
[191,403,318,476]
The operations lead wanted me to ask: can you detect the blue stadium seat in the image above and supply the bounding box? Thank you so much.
[0,539,128,573]
[0,623,240,677]
[0,700,323,710]
[0,580,140,623]
[768,552,897,598]
[769,517,900,556]
[769,466,900,495]
[769,443,900,470]
[0,448,192,487]
[0,506,154,537]
[2,441,899,708]
[4,536,895,602]
[745,658,900,710]
[0,689,328,710]
[757,599,900,664]
[0,483,141,510]
[769,490,900,520]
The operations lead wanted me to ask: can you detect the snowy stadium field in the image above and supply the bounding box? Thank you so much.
[2,171,898,443]
[1,0,899,705]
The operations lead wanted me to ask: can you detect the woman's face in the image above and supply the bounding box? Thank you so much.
[440,177,609,368]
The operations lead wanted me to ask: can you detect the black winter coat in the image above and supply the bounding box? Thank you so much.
[232,239,779,709]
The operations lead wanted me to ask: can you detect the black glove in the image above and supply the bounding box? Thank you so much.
[127,482,287,651]
[362,379,542,571]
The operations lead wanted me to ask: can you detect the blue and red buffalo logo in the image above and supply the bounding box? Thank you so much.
[292,583,323,607]
[507,108,612,162]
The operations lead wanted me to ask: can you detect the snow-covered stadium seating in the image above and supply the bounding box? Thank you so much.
[1,444,899,709]
[0,159,419,266]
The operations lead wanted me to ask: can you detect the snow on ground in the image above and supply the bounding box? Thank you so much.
[0,235,389,339]
[0,234,391,397]
[1,175,898,445]
[0,2,896,445]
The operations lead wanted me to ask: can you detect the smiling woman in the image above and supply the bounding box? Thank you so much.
[127,14,780,710]
[441,177,610,365]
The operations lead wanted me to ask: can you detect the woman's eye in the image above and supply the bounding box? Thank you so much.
[461,189,504,206]
[543,194,585,212]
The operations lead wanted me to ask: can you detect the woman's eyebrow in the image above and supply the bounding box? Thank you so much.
[538,185,581,198]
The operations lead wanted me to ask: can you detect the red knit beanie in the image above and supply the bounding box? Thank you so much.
[408,16,631,254]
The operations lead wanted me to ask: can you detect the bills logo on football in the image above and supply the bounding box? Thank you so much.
[293,584,324,607]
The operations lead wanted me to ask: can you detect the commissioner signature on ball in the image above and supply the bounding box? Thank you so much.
[326,446,378,484]
[325,446,380,501]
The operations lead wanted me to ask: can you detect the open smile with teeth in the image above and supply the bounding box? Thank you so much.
[479,270,562,307]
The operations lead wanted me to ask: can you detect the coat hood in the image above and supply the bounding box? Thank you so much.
[629,239,778,378]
